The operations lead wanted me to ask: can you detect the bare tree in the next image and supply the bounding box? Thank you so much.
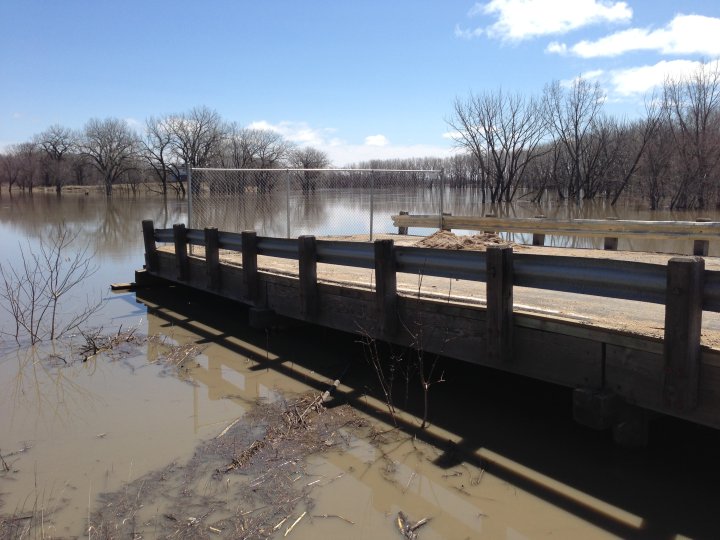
[290,146,330,192]
[78,118,140,196]
[608,107,661,205]
[142,115,184,196]
[448,89,547,203]
[662,60,720,209]
[35,124,76,194]
[0,224,102,344]
[15,142,41,193]
[543,78,605,202]
[0,147,22,193]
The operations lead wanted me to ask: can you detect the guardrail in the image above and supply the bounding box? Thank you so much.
[391,214,720,255]
[142,220,717,413]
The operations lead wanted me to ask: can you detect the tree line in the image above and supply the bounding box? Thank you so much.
[0,107,330,197]
[1,60,718,208]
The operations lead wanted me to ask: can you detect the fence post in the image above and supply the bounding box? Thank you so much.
[142,220,158,272]
[694,217,711,256]
[187,166,194,256]
[398,211,409,235]
[241,231,259,304]
[663,256,704,412]
[369,170,375,242]
[486,245,513,363]
[285,168,291,239]
[204,227,220,290]
[374,239,397,335]
[173,223,189,281]
[298,235,319,319]
[187,166,193,229]
[439,168,445,229]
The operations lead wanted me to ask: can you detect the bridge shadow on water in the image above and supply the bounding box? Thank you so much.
[136,284,720,540]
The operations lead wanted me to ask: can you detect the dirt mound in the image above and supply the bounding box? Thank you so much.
[414,230,511,251]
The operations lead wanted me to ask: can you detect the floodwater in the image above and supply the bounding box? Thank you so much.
[1,191,720,539]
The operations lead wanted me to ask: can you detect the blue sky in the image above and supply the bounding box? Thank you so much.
[1,0,719,165]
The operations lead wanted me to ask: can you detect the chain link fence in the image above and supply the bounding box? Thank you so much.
[188,168,442,239]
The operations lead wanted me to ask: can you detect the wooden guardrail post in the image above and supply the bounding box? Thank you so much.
[374,239,398,335]
[486,245,513,362]
[173,223,189,281]
[663,256,704,412]
[204,227,220,290]
[603,217,618,250]
[483,213,496,234]
[142,220,158,272]
[241,231,258,303]
[694,217,711,256]
[532,215,546,246]
[298,235,319,318]
[398,211,409,235]
[441,212,451,231]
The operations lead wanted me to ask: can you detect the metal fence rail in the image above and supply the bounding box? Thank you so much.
[188,167,441,240]
[151,225,720,312]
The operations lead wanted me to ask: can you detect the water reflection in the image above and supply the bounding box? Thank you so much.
[0,193,187,260]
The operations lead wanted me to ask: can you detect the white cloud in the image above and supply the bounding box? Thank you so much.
[124,117,142,129]
[546,41,567,54]
[454,24,484,39]
[247,121,455,166]
[12,112,22,119]
[608,59,706,96]
[248,120,335,148]
[328,143,458,167]
[364,134,389,147]
[550,14,720,57]
[461,0,632,41]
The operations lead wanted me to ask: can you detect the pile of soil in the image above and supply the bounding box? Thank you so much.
[414,230,512,251]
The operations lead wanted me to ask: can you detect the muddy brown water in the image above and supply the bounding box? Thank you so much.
[2,192,720,539]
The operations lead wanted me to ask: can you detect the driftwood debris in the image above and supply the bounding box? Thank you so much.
[396,511,431,539]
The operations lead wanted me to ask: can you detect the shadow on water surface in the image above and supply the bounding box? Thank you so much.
[136,284,720,540]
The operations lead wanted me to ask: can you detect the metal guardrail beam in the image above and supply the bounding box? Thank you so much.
[149,225,720,313]
[392,214,720,241]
